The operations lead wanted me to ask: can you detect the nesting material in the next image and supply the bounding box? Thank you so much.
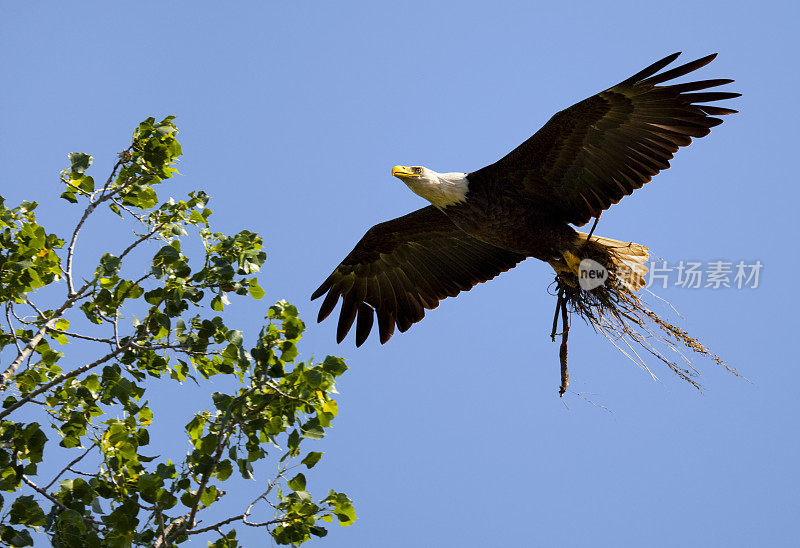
[550,240,737,396]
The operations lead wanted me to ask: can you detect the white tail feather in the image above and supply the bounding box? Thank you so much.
[576,232,649,290]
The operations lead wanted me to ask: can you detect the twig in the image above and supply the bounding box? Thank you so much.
[261,379,309,404]
[46,329,114,345]
[186,514,246,535]
[24,298,47,320]
[22,476,69,513]
[117,224,166,264]
[66,467,97,478]
[572,391,614,414]
[177,390,255,541]
[5,304,22,354]
[558,293,569,397]
[44,444,96,490]
[110,197,148,224]
[113,313,120,348]
[550,286,563,343]
[64,151,131,296]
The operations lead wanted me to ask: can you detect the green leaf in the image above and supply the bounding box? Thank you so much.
[186,416,205,440]
[200,485,218,507]
[336,502,357,526]
[60,189,78,203]
[248,278,265,300]
[226,330,243,346]
[68,152,93,174]
[72,174,95,193]
[301,419,325,440]
[210,295,224,311]
[54,318,70,331]
[9,496,45,526]
[152,245,180,267]
[216,459,233,481]
[287,473,306,492]
[0,526,33,547]
[322,355,348,376]
[303,370,323,388]
[300,451,323,469]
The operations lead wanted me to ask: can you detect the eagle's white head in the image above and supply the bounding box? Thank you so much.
[391,165,469,209]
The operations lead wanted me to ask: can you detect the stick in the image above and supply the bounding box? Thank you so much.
[550,287,563,342]
[558,293,570,397]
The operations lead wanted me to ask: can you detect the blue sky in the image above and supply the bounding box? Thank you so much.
[2,1,797,546]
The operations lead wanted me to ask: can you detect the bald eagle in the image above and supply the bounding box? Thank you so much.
[312,52,738,347]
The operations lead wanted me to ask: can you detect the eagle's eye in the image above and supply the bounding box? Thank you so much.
[413,167,423,174]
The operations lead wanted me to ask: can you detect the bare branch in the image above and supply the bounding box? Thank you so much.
[24,297,47,320]
[46,328,114,345]
[22,475,69,512]
[64,151,132,296]
[5,304,22,354]
[185,421,234,532]
[113,313,120,348]
[185,514,245,535]
[154,514,190,548]
[110,197,148,224]
[242,469,285,527]
[44,444,96,490]
[558,293,569,397]
[117,223,167,264]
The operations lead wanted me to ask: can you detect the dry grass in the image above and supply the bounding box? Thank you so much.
[551,245,738,395]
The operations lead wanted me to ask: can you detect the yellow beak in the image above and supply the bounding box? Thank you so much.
[392,166,419,179]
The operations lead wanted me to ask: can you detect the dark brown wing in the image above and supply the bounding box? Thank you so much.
[311,206,525,346]
[469,52,740,226]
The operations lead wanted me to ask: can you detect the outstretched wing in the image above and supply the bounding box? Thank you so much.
[311,206,525,346]
[469,52,740,226]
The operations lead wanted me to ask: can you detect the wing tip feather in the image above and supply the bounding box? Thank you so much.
[317,290,340,323]
[355,303,374,347]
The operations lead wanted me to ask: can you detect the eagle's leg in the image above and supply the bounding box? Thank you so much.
[583,214,601,246]
[553,214,601,278]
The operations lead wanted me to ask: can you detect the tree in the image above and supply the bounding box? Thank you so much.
[0,116,355,546]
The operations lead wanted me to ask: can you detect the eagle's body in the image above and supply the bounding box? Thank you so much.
[313,53,739,346]
[431,174,578,259]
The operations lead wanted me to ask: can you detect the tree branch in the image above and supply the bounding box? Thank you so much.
[44,444,96,490]
[1,286,91,389]
[64,151,131,296]
[0,336,141,420]
[22,475,101,532]
[2,232,157,389]
[171,388,261,542]
[4,304,22,354]
[153,514,190,548]
[185,514,245,535]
